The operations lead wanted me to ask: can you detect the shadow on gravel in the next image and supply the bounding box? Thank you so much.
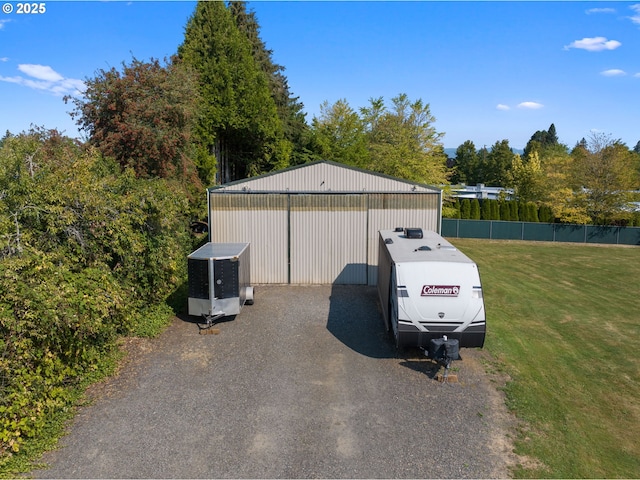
[399,358,442,379]
[326,280,395,359]
[326,271,467,375]
[325,272,440,361]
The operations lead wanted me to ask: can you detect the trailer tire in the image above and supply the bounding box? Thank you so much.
[245,286,254,305]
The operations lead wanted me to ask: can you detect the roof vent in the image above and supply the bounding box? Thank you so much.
[415,245,431,251]
[404,227,423,239]
[384,238,393,244]
[394,227,404,232]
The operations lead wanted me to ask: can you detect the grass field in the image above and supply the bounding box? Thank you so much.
[449,239,640,478]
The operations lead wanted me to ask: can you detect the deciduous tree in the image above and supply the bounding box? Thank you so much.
[65,57,200,183]
[572,133,639,224]
[508,152,544,202]
[310,99,369,167]
[360,94,448,185]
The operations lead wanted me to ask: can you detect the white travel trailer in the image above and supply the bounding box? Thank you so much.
[187,242,253,324]
[377,228,486,349]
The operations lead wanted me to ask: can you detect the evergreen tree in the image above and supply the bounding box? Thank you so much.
[460,199,471,219]
[524,123,560,159]
[229,1,310,164]
[453,198,461,219]
[470,199,481,219]
[485,139,514,186]
[481,199,491,220]
[0,130,11,149]
[178,1,289,184]
[518,201,528,222]
[500,201,511,221]
[509,200,519,221]
[453,140,480,184]
[527,202,539,222]
[538,204,554,223]
[476,145,489,184]
[489,199,500,220]
[548,123,559,144]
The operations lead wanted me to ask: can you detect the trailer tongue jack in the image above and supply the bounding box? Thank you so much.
[425,335,460,382]
[197,312,226,332]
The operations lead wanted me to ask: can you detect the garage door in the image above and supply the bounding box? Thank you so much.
[290,194,367,284]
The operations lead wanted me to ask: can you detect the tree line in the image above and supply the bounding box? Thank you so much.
[61,1,450,189]
[448,125,640,225]
[60,1,640,226]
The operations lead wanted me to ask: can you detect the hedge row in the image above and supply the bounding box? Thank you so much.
[446,198,640,226]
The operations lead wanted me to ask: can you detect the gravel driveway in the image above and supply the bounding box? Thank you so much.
[32,285,517,478]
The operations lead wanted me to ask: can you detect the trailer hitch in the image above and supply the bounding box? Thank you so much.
[197,312,226,332]
[424,335,460,382]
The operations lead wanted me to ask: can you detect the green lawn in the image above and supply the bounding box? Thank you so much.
[449,239,640,478]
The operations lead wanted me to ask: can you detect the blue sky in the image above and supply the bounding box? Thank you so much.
[1,1,639,150]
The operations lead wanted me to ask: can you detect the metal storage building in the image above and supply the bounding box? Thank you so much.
[207,160,442,285]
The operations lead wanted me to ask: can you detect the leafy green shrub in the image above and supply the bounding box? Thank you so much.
[0,129,195,466]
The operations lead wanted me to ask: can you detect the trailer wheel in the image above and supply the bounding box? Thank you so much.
[245,286,254,305]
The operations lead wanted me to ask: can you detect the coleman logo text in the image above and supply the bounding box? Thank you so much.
[421,285,460,297]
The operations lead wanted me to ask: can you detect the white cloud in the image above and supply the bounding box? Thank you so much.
[564,37,621,52]
[601,69,626,77]
[0,75,22,85]
[635,73,640,78]
[629,4,640,25]
[586,8,616,14]
[0,64,84,96]
[517,102,544,110]
[18,64,64,82]
[496,104,510,111]
[0,57,8,62]
[0,19,10,30]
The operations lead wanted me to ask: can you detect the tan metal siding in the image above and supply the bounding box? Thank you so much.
[290,195,367,284]
[207,167,441,285]
[366,194,441,285]
[209,194,288,283]
[214,162,439,193]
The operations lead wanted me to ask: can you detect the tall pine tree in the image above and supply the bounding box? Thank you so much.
[178,1,289,184]
[229,1,310,164]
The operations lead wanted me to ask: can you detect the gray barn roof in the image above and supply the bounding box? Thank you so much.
[209,160,442,194]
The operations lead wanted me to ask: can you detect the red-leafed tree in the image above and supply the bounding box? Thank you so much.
[65,56,201,184]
